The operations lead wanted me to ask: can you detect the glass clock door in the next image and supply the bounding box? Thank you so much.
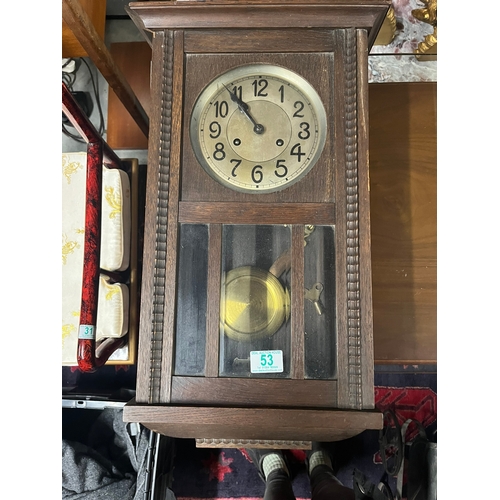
[174,223,336,381]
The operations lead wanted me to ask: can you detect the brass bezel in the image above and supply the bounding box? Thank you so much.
[189,63,328,194]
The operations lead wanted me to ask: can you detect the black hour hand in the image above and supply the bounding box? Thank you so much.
[223,84,264,135]
[224,84,248,111]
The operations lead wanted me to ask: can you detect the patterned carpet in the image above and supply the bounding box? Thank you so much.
[62,364,436,498]
[168,365,437,499]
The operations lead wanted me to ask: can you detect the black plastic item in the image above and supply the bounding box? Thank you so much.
[353,469,394,500]
[376,413,437,500]
[145,433,176,500]
[62,91,94,126]
[379,409,403,476]
[402,423,437,500]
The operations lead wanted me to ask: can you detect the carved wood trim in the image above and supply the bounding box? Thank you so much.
[147,30,175,404]
[195,438,312,449]
[135,30,167,403]
[159,30,185,403]
[356,30,375,408]
[344,28,363,410]
[127,1,390,48]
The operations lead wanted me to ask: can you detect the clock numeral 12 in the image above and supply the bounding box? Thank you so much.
[252,78,268,97]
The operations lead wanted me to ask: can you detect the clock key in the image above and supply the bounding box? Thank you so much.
[304,282,324,315]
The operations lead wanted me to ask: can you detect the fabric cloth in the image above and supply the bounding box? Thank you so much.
[263,453,290,479]
[310,464,355,500]
[62,408,150,499]
[264,469,296,500]
[308,451,333,474]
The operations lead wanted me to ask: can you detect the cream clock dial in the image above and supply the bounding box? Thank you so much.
[190,64,327,194]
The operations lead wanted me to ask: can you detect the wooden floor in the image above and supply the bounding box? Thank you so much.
[107,42,437,364]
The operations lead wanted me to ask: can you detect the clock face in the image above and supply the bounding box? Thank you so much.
[190,64,327,194]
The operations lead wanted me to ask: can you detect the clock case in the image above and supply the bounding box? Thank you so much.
[125,0,390,443]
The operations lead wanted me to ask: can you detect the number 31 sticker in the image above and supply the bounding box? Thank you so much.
[250,350,284,373]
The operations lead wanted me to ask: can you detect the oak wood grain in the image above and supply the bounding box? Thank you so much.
[159,31,185,403]
[62,0,106,58]
[123,402,383,441]
[369,82,437,364]
[127,1,390,48]
[356,30,375,408]
[107,42,152,150]
[184,29,337,53]
[178,202,336,225]
[171,377,337,407]
[135,31,169,403]
[62,0,149,137]
[205,224,222,377]
[291,225,305,379]
[333,28,350,408]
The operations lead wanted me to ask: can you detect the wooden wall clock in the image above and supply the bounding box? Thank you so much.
[124,0,391,446]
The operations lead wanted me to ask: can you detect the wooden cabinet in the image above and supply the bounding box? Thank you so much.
[123,1,390,445]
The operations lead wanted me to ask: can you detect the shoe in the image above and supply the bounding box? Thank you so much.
[244,448,287,483]
[305,442,335,475]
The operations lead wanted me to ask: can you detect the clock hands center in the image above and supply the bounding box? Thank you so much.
[224,84,265,135]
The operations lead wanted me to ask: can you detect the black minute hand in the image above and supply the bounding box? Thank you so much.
[223,84,264,135]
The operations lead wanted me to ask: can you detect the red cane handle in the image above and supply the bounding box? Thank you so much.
[77,338,96,372]
[63,83,125,371]
[77,141,102,372]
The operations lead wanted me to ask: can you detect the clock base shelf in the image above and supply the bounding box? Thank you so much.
[123,402,383,444]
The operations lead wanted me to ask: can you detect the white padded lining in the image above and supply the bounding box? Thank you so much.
[62,152,131,272]
[62,152,130,365]
[62,275,129,365]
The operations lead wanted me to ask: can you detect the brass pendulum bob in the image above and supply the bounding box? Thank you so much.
[220,226,319,342]
[220,264,291,342]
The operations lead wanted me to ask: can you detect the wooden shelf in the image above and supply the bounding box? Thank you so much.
[62,0,106,59]
[369,82,437,364]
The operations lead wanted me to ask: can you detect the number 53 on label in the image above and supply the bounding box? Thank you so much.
[250,350,284,373]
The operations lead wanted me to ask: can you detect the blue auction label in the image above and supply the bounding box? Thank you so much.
[78,325,95,340]
[250,350,284,373]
